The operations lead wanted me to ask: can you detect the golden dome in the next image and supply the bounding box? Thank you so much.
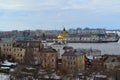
[57,35,63,39]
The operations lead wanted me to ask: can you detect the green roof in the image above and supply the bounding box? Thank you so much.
[1,38,14,43]
[1,36,25,43]
[15,36,25,41]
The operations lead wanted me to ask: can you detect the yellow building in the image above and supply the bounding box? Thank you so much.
[13,47,25,63]
[0,38,25,62]
[0,38,14,58]
[0,38,43,63]
[13,41,43,63]
[62,50,85,73]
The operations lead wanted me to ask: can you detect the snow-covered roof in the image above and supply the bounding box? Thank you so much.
[0,67,10,69]
[1,60,17,66]
[10,69,15,72]
[26,67,35,70]
[44,75,49,79]
[95,75,107,78]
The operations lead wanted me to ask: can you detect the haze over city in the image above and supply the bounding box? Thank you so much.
[0,0,120,31]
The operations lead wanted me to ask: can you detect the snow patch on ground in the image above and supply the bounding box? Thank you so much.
[0,73,10,80]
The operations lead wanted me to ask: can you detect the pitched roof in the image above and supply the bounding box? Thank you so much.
[62,49,84,56]
[1,38,14,43]
[15,36,25,41]
[105,56,119,63]
[41,47,57,53]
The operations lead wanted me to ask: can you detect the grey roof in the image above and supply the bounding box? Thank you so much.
[76,48,101,53]
[62,49,84,56]
[13,40,42,48]
[105,56,119,63]
[63,46,73,50]
[41,47,57,53]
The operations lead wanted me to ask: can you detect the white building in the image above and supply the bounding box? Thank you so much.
[51,43,67,59]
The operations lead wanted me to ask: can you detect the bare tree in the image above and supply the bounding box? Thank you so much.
[24,47,35,66]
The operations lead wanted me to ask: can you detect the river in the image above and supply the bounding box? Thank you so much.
[67,40,120,55]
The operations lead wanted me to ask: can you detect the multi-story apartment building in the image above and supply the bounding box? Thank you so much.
[13,41,43,63]
[0,38,43,63]
[12,47,26,63]
[62,49,85,73]
[40,47,58,69]
[0,38,14,59]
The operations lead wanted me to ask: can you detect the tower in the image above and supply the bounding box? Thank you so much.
[57,28,68,43]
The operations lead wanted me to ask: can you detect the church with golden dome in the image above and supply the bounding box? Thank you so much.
[57,28,68,43]
[52,28,68,59]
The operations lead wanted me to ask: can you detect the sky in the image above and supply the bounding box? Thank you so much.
[0,0,120,31]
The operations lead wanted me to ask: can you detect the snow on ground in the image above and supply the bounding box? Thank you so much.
[0,73,10,80]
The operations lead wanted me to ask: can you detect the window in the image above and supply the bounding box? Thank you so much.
[67,56,69,59]
[74,61,75,65]
[14,49,16,51]
[51,54,54,57]
[20,54,22,57]
[68,62,70,65]
[73,57,75,60]
[70,56,72,60]
[52,59,54,62]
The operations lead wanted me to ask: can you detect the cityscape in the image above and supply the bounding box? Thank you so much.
[0,28,120,80]
[0,0,120,80]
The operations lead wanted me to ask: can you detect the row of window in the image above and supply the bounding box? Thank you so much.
[3,48,23,51]
[67,56,76,60]
[68,61,75,65]
[3,49,11,51]
[34,48,39,51]
[3,44,12,47]
[14,53,23,57]
[14,48,22,51]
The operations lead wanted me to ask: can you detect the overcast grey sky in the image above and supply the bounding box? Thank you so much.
[0,0,120,31]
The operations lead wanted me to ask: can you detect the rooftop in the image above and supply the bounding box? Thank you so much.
[1,38,14,43]
[62,49,84,56]
[41,47,57,53]
[105,56,120,63]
